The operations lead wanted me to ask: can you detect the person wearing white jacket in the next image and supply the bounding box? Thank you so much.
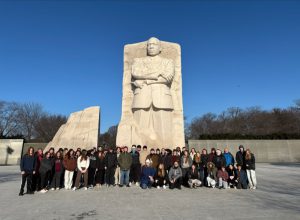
[73,150,90,190]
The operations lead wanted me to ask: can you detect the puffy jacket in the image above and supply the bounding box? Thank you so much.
[213,155,226,169]
[63,157,77,171]
[168,166,182,181]
[140,165,156,185]
[217,169,229,181]
[223,152,235,167]
[236,151,245,166]
[131,151,140,165]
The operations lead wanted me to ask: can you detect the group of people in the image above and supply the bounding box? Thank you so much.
[19,144,257,196]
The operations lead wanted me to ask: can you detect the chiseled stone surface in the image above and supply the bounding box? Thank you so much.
[117,37,185,149]
[44,106,100,151]
[0,164,299,220]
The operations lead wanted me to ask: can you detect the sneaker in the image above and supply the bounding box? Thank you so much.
[88,185,94,189]
[252,186,257,190]
[212,186,215,188]
[72,187,77,191]
[84,187,88,190]
[157,186,160,189]
[56,188,60,190]
[135,182,139,187]
[119,185,123,187]
[126,184,130,187]
[50,188,55,191]
[163,185,167,189]
[40,189,47,193]
[19,192,24,196]
[129,182,132,187]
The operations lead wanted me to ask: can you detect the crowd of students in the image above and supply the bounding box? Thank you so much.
[18,145,257,196]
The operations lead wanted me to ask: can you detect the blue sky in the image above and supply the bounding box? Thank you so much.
[0,0,299,133]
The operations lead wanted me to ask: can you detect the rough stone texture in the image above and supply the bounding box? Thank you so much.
[0,139,23,165]
[117,38,184,149]
[45,106,100,151]
[188,139,300,162]
[0,164,299,220]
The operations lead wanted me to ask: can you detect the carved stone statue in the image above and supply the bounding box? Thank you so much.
[116,37,184,149]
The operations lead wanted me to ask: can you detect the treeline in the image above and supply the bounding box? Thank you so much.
[186,101,300,140]
[0,100,67,142]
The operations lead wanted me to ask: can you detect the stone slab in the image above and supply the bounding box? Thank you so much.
[0,139,23,165]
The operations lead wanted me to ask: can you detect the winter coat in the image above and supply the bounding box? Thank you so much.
[168,166,182,181]
[181,156,193,169]
[140,165,156,185]
[223,152,235,167]
[187,168,199,180]
[139,150,148,165]
[146,154,161,169]
[53,159,64,173]
[200,154,209,169]
[118,152,132,170]
[39,158,53,174]
[89,153,98,169]
[96,157,106,170]
[236,169,248,185]
[217,169,229,181]
[245,153,256,170]
[131,151,140,165]
[236,151,245,166]
[63,157,77,171]
[213,155,226,169]
[161,154,172,171]
[105,152,117,168]
[20,154,36,173]
[207,162,217,180]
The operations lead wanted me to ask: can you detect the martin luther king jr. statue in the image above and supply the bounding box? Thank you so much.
[116,37,185,149]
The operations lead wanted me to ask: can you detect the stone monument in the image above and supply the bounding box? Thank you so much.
[44,106,100,151]
[116,37,184,149]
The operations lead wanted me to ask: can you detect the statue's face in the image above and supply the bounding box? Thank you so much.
[147,38,161,56]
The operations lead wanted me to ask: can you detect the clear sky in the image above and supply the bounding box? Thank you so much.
[0,0,299,133]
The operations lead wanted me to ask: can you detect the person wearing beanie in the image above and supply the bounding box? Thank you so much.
[140,159,156,189]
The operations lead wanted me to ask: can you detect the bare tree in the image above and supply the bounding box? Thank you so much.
[0,101,20,137]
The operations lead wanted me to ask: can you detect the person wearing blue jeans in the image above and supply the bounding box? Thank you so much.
[118,146,132,187]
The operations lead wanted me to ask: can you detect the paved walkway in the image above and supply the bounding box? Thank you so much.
[0,164,299,220]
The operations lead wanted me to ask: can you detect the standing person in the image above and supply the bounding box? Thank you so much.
[139,145,148,167]
[129,145,141,186]
[154,163,167,189]
[63,149,77,190]
[104,147,117,187]
[236,145,245,169]
[223,147,235,167]
[206,162,217,188]
[217,166,229,189]
[146,148,160,170]
[208,148,216,162]
[73,150,90,190]
[245,149,257,189]
[180,150,193,186]
[88,148,97,189]
[114,147,121,186]
[190,148,196,160]
[19,147,36,196]
[33,148,43,192]
[213,149,226,170]
[168,161,183,189]
[118,146,132,187]
[39,151,53,193]
[50,151,64,190]
[187,164,201,188]
[95,151,106,188]
[140,159,155,189]
[236,164,248,189]
[200,149,209,186]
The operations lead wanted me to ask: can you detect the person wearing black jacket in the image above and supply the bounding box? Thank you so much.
[200,149,209,186]
[129,145,141,186]
[213,149,226,170]
[95,151,106,188]
[236,145,245,169]
[88,149,97,188]
[104,148,117,186]
[245,149,257,189]
[39,151,53,193]
[19,147,36,196]
[187,164,201,188]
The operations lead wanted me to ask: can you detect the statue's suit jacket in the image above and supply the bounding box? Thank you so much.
[131,56,175,110]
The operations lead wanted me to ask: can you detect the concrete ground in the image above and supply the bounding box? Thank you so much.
[0,164,299,220]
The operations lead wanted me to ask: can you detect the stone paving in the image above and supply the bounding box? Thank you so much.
[0,164,299,220]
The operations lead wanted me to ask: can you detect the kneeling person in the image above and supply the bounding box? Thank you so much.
[168,161,182,189]
[140,159,155,189]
